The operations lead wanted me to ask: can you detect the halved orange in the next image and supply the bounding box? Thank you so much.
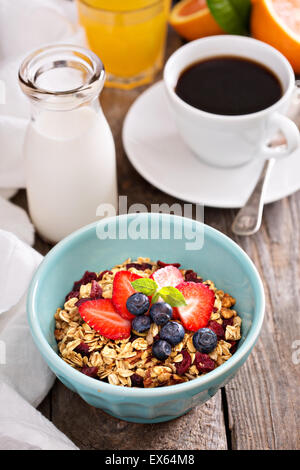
[169,0,224,41]
[251,0,300,73]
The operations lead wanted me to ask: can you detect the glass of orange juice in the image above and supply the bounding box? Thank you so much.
[76,0,171,89]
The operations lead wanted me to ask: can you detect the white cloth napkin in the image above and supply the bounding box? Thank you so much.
[0,230,78,450]
[0,382,77,450]
[0,0,86,240]
[0,197,35,246]
[0,0,84,450]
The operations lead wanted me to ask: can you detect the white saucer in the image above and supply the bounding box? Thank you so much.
[123,81,300,208]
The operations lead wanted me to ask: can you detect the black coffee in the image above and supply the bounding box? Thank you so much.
[175,56,283,116]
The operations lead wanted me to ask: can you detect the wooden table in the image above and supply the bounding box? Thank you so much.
[13,29,300,450]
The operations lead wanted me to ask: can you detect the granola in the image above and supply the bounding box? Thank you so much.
[54,258,241,388]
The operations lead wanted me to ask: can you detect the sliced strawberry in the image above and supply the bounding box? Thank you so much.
[151,266,184,315]
[172,307,180,320]
[112,270,142,320]
[78,298,131,340]
[176,282,215,332]
[151,265,184,289]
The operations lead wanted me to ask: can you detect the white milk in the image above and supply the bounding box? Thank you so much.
[24,106,117,243]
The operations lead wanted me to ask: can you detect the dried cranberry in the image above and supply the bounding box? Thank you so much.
[65,290,80,301]
[141,263,153,270]
[90,280,103,299]
[195,352,215,373]
[74,342,90,357]
[175,350,192,376]
[222,318,234,328]
[157,260,181,268]
[207,320,225,340]
[65,271,99,301]
[213,307,218,313]
[131,374,144,388]
[184,270,203,283]
[97,270,112,281]
[81,366,98,379]
[229,340,238,354]
[126,262,153,271]
[75,297,92,308]
[73,271,98,291]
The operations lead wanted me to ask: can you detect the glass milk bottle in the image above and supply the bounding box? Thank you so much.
[19,45,117,243]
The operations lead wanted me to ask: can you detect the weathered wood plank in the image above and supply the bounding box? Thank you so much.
[50,380,227,450]
[204,195,300,450]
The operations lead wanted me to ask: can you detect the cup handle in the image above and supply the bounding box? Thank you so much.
[260,112,300,159]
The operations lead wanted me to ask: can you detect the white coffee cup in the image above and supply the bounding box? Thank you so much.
[164,35,299,168]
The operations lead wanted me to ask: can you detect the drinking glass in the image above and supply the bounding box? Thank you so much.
[76,0,171,89]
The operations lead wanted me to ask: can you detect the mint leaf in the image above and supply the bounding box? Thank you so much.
[132,279,187,307]
[151,291,160,304]
[207,0,251,35]
[131,278,158,296]
[157,287,187,307]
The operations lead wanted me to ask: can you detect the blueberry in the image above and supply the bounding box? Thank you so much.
[149,302,173,326]
[126,292,150,316]
[160,321,185,346]
[152,339,172,361]
[132,315,151,333]
[192,328,218,353]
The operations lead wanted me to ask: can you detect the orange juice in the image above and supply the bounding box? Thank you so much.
[76,0,171,89]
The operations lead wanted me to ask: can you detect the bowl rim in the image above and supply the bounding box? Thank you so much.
[27,213,265,397]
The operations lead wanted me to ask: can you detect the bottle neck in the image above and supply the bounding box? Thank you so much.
[19,44,105,112]
[28,93,102,119]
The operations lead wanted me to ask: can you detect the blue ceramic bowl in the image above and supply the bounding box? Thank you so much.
[27,213,264,423]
